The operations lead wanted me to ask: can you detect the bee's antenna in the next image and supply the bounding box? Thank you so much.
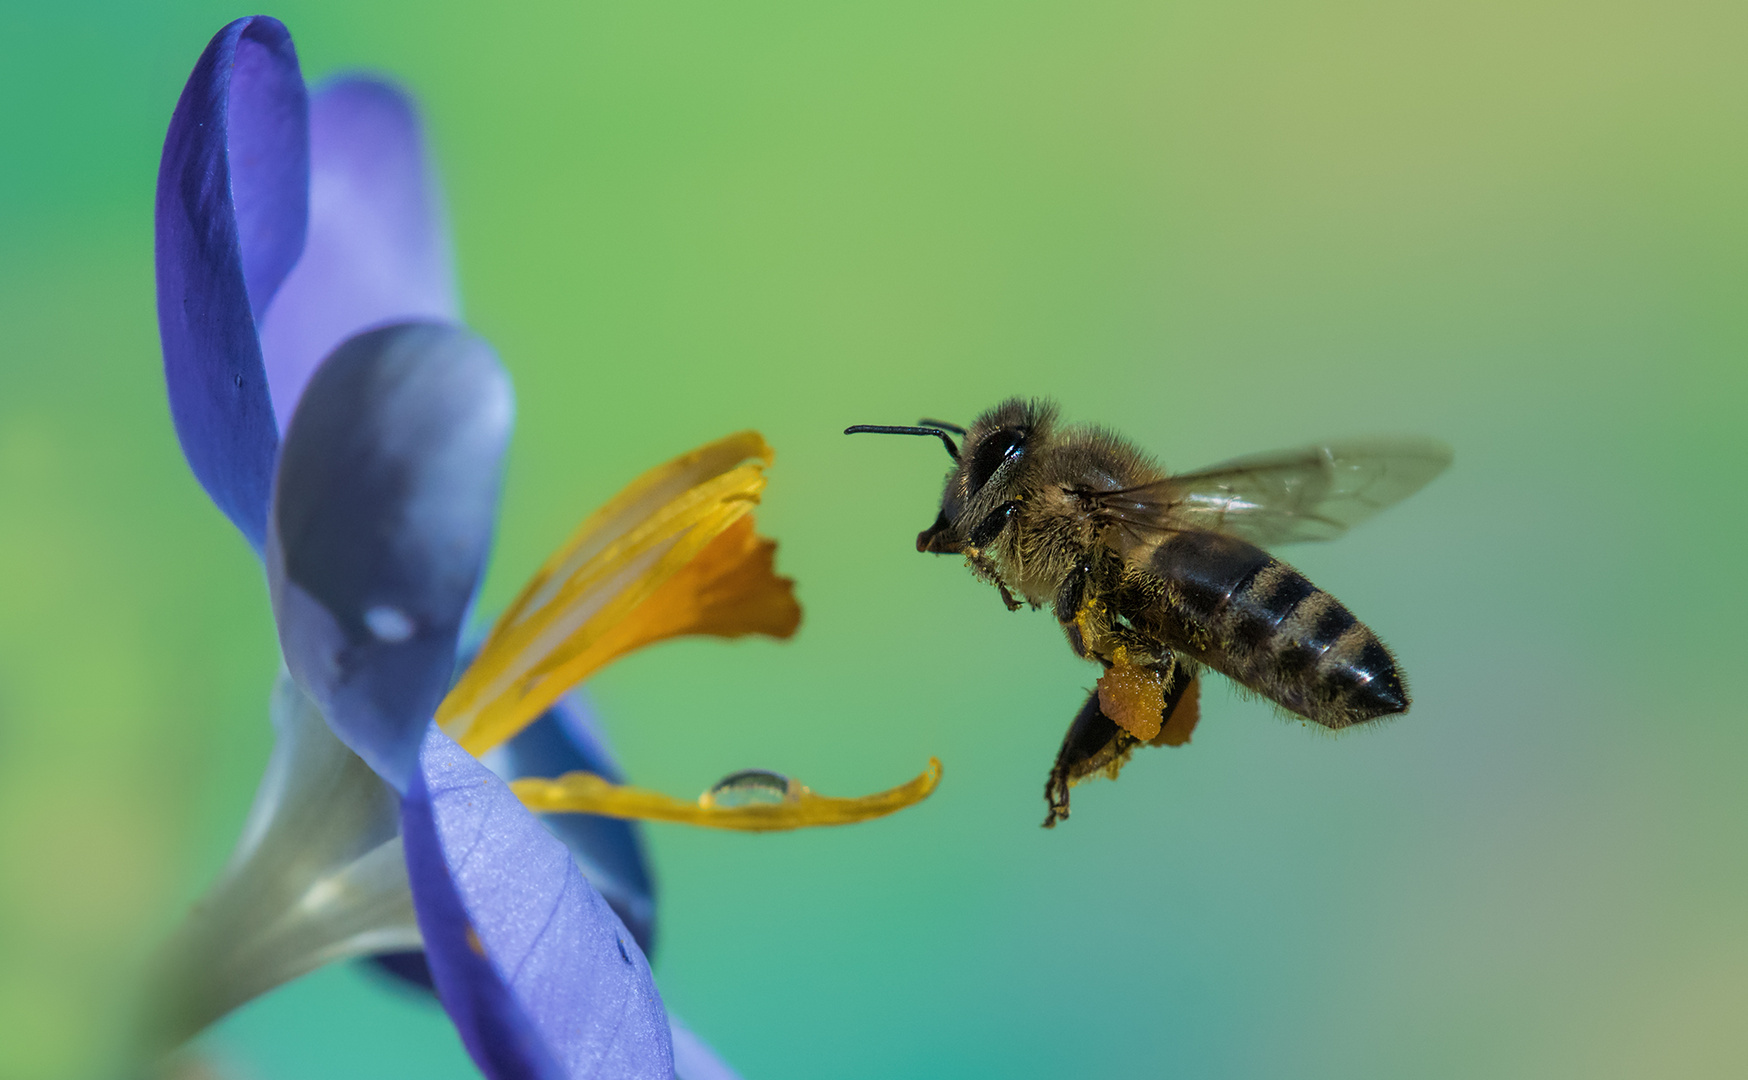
[917,418,966,436]
[845,425,960,461]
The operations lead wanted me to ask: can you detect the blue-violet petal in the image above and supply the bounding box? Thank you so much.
[155,15,308,550]
[269,321,510,791]
[488,695,658,956]
[403,724,674,1080]
[259,76,460,432]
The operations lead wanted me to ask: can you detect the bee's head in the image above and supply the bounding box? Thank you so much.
[845,398,1056,554]
[920,398,1055,551]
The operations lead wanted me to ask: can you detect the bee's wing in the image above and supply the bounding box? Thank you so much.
[1094,437,1451,547]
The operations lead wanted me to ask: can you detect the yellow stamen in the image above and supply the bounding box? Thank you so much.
[436,429,943,832]
[510,758,943,832]
[439,432,792,755]
[545,514,801,685]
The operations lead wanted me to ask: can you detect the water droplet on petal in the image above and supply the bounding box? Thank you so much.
[702,769,798,808]
[364,605,416,643]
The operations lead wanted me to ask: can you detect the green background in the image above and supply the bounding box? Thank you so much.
[1,1,1743,1077]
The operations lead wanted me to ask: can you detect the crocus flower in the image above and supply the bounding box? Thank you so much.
[145,17,939,1079]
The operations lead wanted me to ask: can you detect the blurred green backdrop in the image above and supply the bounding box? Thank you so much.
[1,0,1744,1077]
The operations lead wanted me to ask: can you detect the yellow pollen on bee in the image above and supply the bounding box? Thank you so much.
[1097,648,1166,742]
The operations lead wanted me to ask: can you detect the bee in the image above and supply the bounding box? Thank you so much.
[847,398,1450,827]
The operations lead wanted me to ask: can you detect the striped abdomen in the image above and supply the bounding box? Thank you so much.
[1140,531,1407,728]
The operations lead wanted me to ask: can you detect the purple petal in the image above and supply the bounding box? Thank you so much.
[499,694,629,785]
[488,695,658,957]
[402,725,674,1080]
[155,16,309,550]
[268,322,510,792]
[259,77,460,432]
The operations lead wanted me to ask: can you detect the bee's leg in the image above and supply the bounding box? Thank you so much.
[967,500,1022,547]
[1043,690,1138,828]
[1102,590,1164,659]
[1056,550,1127,660]
[1055,556,1098,657]
[1147,662,1201,747]
[964,501,1025,610]
[965,549,1023,611]
[1053,556,1091,626]
[1044,658,1201,827]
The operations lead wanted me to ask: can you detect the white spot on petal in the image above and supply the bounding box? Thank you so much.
[364,605,416,643]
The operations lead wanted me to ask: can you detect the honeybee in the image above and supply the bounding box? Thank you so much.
[847,398,1450,827]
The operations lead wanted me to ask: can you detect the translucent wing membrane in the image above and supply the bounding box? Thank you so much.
[438,432,788,756]
[1096,437,1451,548]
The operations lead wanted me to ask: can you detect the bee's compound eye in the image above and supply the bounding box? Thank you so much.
[966,428,1025,494]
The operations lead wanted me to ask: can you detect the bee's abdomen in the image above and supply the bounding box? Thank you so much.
[1147,531,1407,727]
